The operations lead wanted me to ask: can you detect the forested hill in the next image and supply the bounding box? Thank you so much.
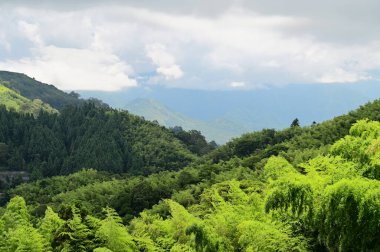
[0,83,57,115]
[0,103,213,182]
[0,72,379,250]
[1,101,379,251]
[0,71,216,188]
[207,99,380,166]
[0,71,83,110]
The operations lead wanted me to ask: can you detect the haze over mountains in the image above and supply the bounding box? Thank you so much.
[79,81,380,143]
[3,69,380,144]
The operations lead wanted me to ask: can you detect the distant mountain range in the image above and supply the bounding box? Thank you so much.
[2,70,380,144]
[125,98,244,143]
[79,82,380,143]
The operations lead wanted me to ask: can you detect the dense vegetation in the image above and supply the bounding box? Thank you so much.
[1,119,379,251]
[0,83,57,115]
[0,74,380,251]
[0,71,83,110]
[208,100,380,167]
[0,103,201,184]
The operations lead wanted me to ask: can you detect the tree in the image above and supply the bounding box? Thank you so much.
[0,142,8,164]
[291,118,300,128]
[96,208,136,252]
[56,207,95,251]
[39,207,65,245]
[0,197,47,251]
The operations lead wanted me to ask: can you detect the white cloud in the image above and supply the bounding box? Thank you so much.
[0,33,10,51]
[318,68,371,84]
[0,45,137,91]
[157,65,183,80]
[1,4,380,90]
[230,81,246,88]
[145,43,183,80]
[18,20,44,47]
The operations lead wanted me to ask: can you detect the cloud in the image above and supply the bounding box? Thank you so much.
[0,45,137,91]
[145,43,183,80]
[0,2,380,90]
[318,68,371,84]
[0,33,10,51]
[156,65,183,80]
[18,20,44,47]
[230,81,245,88]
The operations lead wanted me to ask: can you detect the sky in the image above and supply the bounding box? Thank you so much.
[0,0,379,91]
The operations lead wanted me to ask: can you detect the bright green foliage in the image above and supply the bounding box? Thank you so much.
[1,96,380,251]
[265,174,314,218]
[261,156,298,180]
[167,199,200,244]
[129,181,308,251]
[96,208,137,252]
[39,207,65,244]
[301,155,360,184]
[1,196,30,228]
[317,178,380,251]
[349,119,380,139]
[0,83,57,115]
[186,224,217,252]
[130,212,174,250]
[94,248,114,252]
[237,220,306,252]
[5,225,46,252]
[0,71,83,110]
[56,207,95,251]
[330,119,380,179]
[265,120,380,251]
[0,197,47,251]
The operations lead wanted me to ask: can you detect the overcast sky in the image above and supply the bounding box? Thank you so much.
[0,0,379,91]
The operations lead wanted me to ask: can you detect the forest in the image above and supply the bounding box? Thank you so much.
[0,73,379,251]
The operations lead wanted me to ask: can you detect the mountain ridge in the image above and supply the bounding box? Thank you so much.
[126,98,244,143]
[0,71,83,110]
[80,81,380,143]
[0,82,57,115]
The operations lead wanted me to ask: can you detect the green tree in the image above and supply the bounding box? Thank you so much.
[96,208,136,252]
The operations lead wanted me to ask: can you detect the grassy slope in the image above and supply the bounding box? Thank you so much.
[0,84,57,115]
[0,71,82,110]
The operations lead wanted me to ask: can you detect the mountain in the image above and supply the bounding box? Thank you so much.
[0,103,199,179]
[79,81,380,143]
[0,71,82,110]
[0,83,57,115]
[125,98,245,143]
[3,91,380,251]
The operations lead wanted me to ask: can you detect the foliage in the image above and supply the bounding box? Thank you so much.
[0,83,57,115]
[1,82,380,251]
[171,127,216,155]
[0,103,195,182]
[0,71,83,110]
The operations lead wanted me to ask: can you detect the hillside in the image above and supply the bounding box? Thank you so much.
[126,98,245,143]
[80,82,380,143]
[0,103,199,182]
[207,99,380,166]
[1,99,379,251]
[0,71,83,110]
[0,83,57,115]
[0,74,379,251]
